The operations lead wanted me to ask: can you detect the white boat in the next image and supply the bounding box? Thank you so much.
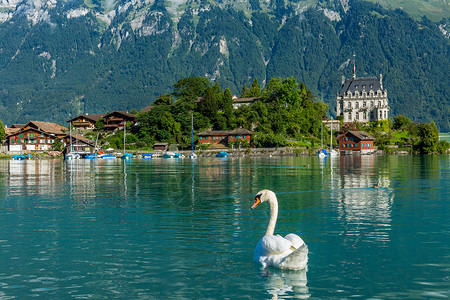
[66,124,81,160]
[329,117,339,157]
[66,153,81,160]
[189,113,197,159]
[318,120,327,158]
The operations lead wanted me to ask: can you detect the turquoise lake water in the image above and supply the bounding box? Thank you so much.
[0,155,449,299]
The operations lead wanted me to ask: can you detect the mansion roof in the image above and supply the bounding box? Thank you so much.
[339,77,381,97]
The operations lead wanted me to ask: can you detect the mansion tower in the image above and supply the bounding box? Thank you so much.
[336,71,389,123]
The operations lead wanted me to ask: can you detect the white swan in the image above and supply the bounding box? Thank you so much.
[251,189,308,270]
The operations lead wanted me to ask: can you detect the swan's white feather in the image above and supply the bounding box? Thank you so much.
[254,234,308,270]
[284,233,305,249]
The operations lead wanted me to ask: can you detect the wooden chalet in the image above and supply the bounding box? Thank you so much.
[336,130,375,155]
[68,114,105,130]
[7,121,67,152]
[64,134,96,154]
[197,128,253,146]
[103,111,136,131]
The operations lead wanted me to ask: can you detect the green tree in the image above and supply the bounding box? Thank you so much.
[414,121,439,153]
[241,78,262,97]
[95,118,105,131]
[172,76,210,101]
[393,115,412,130]
[0,120,5,141]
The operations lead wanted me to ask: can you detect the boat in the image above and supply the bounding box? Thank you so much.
[121,152,133,159]
[119,122,133,159]
[189,113,197,159]
[142,153,154,159]
[25,154,33,159]
[318,149,327,158]
[100,154,117,159]
[216,151,229,158]
[163,151,175,158]
[12,154,25,160]
[329,117,338,157]
[85,154,98,159]
[66,153,81,160]
[66,124,81,160]
[318,119,327,158]
[163,152,184,159]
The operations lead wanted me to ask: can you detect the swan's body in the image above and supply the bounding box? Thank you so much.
[251,190,308,270]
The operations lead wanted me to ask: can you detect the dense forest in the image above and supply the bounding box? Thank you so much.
[0,0,448,131]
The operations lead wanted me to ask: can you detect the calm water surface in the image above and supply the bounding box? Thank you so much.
[0,155,449,299]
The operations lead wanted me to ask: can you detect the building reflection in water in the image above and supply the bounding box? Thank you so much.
[333,155,394,246]
[5,159,62,197]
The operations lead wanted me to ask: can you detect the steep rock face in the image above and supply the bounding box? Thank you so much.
[0,0,448,131]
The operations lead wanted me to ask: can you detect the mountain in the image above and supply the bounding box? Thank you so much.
[0,0,449,131]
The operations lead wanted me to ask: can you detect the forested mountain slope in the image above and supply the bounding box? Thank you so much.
[0,0,448,131]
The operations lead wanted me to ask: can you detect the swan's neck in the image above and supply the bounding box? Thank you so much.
[265,195,278,236]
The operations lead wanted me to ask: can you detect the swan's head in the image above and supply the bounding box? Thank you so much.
[251,189,276,210]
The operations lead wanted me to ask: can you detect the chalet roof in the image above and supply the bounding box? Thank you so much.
[6,121,67,137]
[197,128,253,136]
[25,121,67,135]
[5,127,21,135]
[339,77,381,97]
[67,114,105,123]
[337,130,375,141]
[68,134,94,145]
[104,111,136,119]
[11,124,25,128]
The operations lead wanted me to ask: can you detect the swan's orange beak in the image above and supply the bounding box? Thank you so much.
[251,196,261,210]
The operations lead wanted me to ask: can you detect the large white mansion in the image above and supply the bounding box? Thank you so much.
[336,73,389,123]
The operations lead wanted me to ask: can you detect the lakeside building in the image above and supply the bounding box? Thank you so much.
[7,121,67,152]
[103,111,136,131]
[197,128,253,146]
[64,134,96,154]
[336,130,375,155]
[68,114,105,130]
[336,64,389,123]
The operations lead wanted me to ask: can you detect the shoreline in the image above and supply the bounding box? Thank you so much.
[2,147,437,160]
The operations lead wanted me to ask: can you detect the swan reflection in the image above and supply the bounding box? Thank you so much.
[264,268,309,299]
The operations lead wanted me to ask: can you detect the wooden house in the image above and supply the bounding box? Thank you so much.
[103,111,136,131]
[197,128,253,146]
[336,130,375,155]
[7,121,67,152]
[64,134,96,154]
[67,114,105,130]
